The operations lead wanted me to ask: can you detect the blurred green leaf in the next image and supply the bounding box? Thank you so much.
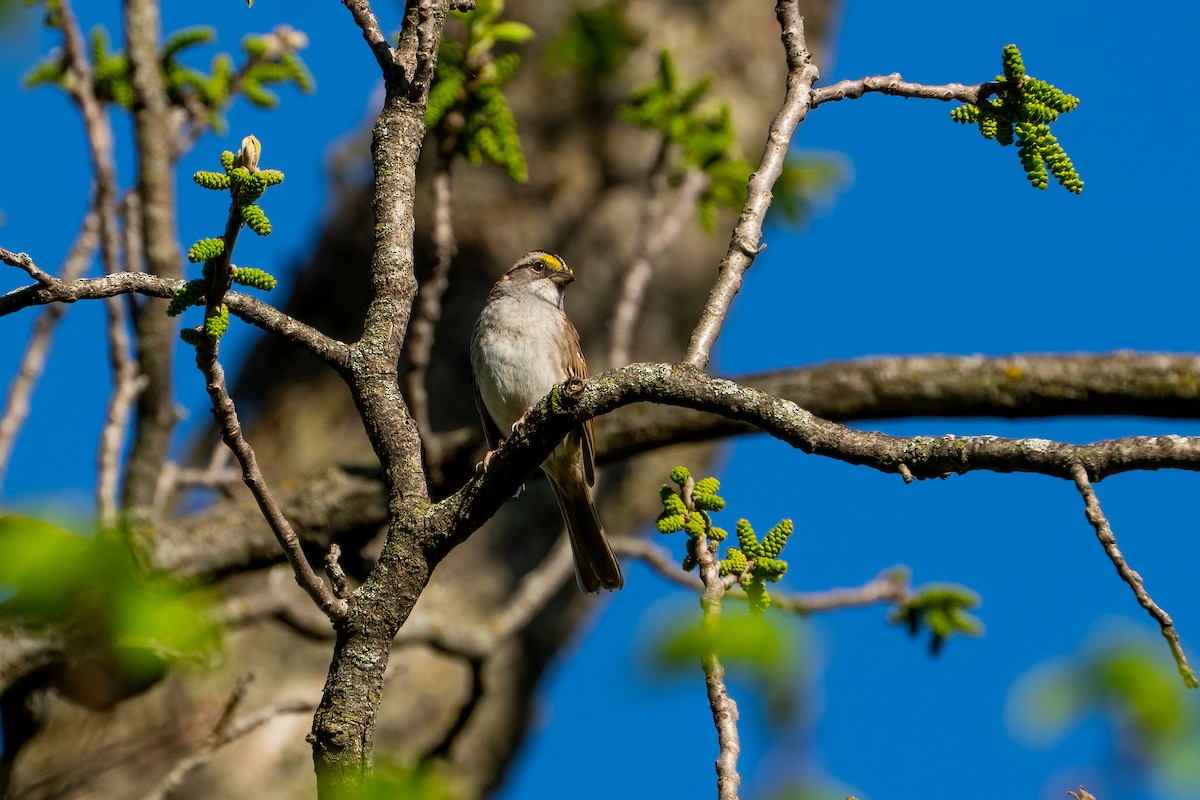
[0,514,220,668]
[545,2,638,79]
[641,603,806,726]
[1007,626,1200,792]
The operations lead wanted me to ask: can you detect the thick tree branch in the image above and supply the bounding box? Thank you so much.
[311,2,451,794]
[600,353,1200,460]
[441,362,1200,546]
[684,0,819,368]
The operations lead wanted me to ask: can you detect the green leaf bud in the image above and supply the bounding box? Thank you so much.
[204,304,230,340]
[949,104,979,124]
[220,150,236,173]
[692,492,725,512]
[744,577,770,614]
[163,26,215,58]
[179,327,206,347]
[167,279,207,316]
[735,519,760,556]
[193,170,231,190]
[669,466,691,486]
[753,557,788,582]
[762,519,793,558]
[656,513,685,534]
[241,204,272,236]
[720,548,747,577]
[231,266,277,291]
[187,237,225,263]
[1001,44,1024,82]
[683,515,706,539]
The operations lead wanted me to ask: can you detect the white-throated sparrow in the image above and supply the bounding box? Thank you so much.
[470,251,624,592]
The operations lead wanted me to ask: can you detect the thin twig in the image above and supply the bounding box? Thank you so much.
[196,342,348,621]
[57,0,141,528]
[1,248,53,284]
[488,535,576,642]
[159,441,240,509]
[810,74,1002,108]
[609,165,709,369]
[769,569,911,615]
[0,212,98,485]
[0,269,352,374]
[1069,463,1198,687]
[97,297,145,528]
[141,686,314,800]
[678,476,742,800]
[621,537,913,615]
[682,0,819,369]
[615,537,703,590]
[325,544,352,600]
[341,0,396,73]
[406,158,457,476]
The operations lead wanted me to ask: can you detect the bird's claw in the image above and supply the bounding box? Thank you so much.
[510,407,533,435]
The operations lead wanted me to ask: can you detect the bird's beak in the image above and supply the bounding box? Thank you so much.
[550,268,575,286]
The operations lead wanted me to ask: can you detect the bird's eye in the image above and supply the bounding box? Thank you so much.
[531,260,546,272]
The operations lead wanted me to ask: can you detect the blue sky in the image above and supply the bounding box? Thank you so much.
[3,2,1199,800]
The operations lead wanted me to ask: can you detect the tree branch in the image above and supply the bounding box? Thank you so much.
[683,0,820,369]
[0,269,351,374]
[0,212,98,485]
[196,343,348,621]
[1069,463,1198,687]
[123,0,185,516]
[810,74,1002,108]
[607,127,711,369]
[599,353,1200,460]
[441,362,1200,547]
[406,158,457,476]
[341,0,397,74]
[679,477,742,800]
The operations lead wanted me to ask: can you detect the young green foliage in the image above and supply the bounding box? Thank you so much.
[889,583,984,655]
[659,466,794,614]
[950,44,1083,193]
[173,139,281,343]
[427,0,531,182]
[0,514,219,675]
[23,18,313,135]
[545,2,639,81]
[623,50,841,231]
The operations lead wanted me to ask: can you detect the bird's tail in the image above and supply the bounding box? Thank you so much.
[550,477,624,593]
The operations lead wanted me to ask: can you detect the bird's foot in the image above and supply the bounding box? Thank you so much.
[510,406,534,435]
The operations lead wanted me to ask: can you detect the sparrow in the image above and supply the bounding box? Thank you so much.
[470,251,624,592]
